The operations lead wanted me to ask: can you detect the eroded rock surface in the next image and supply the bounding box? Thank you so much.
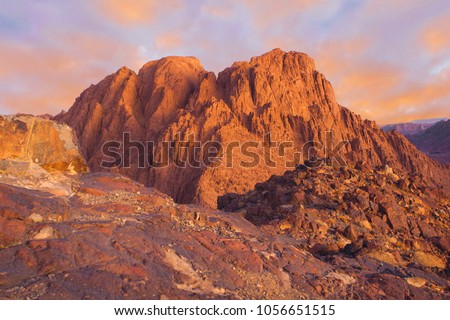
[0,115,87,174]
[1,166,448,299]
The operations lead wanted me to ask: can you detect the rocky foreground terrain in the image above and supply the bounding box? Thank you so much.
[0,115,449,299]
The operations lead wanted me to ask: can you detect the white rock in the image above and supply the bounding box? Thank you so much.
[33,226,54,240]
[29,213,43,223]
[406,277,427,288]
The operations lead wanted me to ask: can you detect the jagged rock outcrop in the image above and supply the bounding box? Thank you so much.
[0,115,88,196]
[55,49,450,207]
[0,115,87,173]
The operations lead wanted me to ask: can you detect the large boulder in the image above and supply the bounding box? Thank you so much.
[0,115,87,174]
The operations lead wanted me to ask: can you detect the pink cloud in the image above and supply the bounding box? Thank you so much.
[420,14,450,54]
[155,31,183,51]
[200,2,235,19]
[92,0,183,25]
[0,33,141,115]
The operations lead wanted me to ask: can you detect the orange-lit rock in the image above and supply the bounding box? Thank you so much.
[56,49,450,207]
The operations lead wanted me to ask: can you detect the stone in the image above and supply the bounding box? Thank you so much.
[29,213,43,223]
[412,251,446,269]
[0,115,88,173]
[433,236,450,253]
[398,179,410,190]
[371,216,390,229]
[381,202,409,232]
[278,220,292,231]
[360,220,373,231]
[417,221,437,239]
[367,251,399,266]
[345,224,361,242]
[33,226,55,240]
[406,277,427,288]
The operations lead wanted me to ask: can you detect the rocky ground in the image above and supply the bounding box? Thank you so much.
[219,162,450,299]
[0,108,448,300]
[1,162,448,299]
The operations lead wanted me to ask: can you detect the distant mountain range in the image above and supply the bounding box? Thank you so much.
[409,120,450,164]
[383,119,450,163]
[382,118,448,136]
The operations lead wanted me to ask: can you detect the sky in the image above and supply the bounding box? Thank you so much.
[0,0,449,124]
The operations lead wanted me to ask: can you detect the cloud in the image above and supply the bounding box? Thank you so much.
[420,13,450,54]
[200,1,235,19]
[242,0,338,28]
[155,31,183,51]
[92,0,183,25]
[0,0,449,124]
[0,32,142,114]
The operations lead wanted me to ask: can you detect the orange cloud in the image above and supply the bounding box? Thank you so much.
[0,33,142,115]
[307,31,450,124]
[323,57,450,124]
[155,31,183,50]
[93,0,183,25]
[200,2,235,19]
[420,14,450,54]
[243,0,338,28]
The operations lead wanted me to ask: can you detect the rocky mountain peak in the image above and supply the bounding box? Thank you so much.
[55,50,450,207]
[250,48,316,70]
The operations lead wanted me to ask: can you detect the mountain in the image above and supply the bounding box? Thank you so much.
[408,120,450,164]
[411,118,449,124]
[0,115,448,299]
[382,122,435,136]
[55,49,450,207]
[382,118,448,136]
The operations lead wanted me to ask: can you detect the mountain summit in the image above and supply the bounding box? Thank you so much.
[55,49,449,207]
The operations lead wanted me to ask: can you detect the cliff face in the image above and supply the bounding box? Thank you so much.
[55,49,450,207]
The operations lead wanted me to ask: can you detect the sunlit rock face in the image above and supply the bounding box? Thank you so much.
[56,49,450,207]
[0,114,87,174]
